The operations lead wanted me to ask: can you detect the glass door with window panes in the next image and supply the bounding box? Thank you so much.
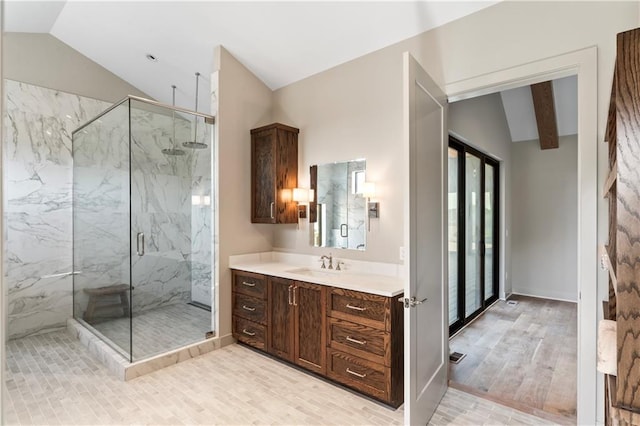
[448,137,499,335]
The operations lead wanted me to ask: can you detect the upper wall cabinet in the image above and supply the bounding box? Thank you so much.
[251,123,299,224]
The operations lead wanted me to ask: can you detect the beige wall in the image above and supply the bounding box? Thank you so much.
[272,1,636,268]
[3,33,148,102]
[512,136,578,302]
[215,46,273,341]
[448,92,513,298]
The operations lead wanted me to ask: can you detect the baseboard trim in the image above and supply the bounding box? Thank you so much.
[219,333,236,347]
[511,291,577,304]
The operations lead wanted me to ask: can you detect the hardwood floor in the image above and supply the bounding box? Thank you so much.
[449,294,577,424]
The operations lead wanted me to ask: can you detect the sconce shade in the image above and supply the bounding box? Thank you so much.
[292,187,309,203]
[361,182,376,199]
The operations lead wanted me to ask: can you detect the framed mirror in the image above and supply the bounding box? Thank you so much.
[310,159,366,250]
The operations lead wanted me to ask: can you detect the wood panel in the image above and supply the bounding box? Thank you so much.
[294,281,326,374]
[607,70,617,146]
[328,317,389,365]
[251,128,276,223]
[268,277,295,361]
[389,291,404,407]
[530,81,559,150]
[326,348,389,401]
[233,293,266,325]
[232,270,267,299]
[309,165,317,223]
[233,316,266,350]
[275,127,298,223]
[327,288,389,329]
[615,27,640,411]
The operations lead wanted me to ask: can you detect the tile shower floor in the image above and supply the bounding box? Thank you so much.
[4,331,556,425]
[89,302,211,360]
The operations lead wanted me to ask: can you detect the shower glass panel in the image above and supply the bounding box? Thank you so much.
[73,101,132,358]
[73,97,214,363]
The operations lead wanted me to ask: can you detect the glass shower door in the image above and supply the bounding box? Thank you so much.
[129,99,213,361]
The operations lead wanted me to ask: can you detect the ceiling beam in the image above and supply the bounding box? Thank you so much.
[531,81,559,149]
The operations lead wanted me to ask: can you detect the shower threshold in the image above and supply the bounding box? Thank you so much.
[67,318,219,381]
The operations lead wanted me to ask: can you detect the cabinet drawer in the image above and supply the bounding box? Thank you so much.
[233,293,266,325]
[327,348,389,401]
[233,271,267,299]
[233,316,266,350]
[328,288,388,329]
[328,318,389,365]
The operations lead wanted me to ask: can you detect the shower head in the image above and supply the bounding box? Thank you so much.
[182,141,208,149]
[182,72,208,150]
[163,84,186,156]
[161,148,186,156]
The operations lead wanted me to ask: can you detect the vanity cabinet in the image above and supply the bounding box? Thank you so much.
[250,123,299,224]
[231,268,403,407]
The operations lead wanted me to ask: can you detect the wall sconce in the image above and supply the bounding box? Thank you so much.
[361,182,379,231]
[292,188,309,219]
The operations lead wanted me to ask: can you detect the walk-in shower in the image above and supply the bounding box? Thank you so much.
[71,96,215,362]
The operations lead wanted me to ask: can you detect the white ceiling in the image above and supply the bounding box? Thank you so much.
[500,75,578,143]
[5,1,499,113]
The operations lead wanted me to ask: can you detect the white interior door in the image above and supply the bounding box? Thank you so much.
[403,52,448,425]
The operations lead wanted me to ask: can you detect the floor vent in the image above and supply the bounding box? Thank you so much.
[449,352,466,364]
[507,300,518,306]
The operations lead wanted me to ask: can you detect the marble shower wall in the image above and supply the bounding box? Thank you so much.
[6,81,214,339]
[5,80,111,339]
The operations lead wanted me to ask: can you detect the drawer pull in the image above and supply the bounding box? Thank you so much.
[346,367,367,378]
[346,303,366,312]
[346,336,367,346]
[241,281,256,287]
[242,328,256,336]
[242,305,256,312]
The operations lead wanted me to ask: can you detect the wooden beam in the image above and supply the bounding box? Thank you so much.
[530,81,559,150]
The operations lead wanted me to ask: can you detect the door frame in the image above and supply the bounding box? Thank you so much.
[448,136,500,335]
[446,47,597,425]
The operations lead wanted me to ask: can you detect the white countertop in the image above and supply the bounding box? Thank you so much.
[230,260,405,297]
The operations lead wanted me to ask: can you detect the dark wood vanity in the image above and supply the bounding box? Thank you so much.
[231,268,404,408]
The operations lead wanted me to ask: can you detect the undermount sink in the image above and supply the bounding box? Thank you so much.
[285,267,342,277]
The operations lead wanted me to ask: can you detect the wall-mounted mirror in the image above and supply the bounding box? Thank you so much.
[310,159,366,250]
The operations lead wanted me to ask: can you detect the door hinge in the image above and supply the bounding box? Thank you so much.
[398,296,427,308]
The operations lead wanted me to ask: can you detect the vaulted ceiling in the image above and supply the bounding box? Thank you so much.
[4,1,499,113]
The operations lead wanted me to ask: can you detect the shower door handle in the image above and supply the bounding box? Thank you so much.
[136,232,145,256]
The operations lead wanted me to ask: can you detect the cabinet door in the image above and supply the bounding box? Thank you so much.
[294,281,326,374]
[274,127,298,224]
[268,277,295,361]
[251,128,276,223]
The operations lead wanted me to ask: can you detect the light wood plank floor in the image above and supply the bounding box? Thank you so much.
[449,295,577,424]
[3,330,556,425]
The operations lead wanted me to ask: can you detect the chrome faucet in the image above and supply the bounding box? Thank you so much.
[320,253,333,269]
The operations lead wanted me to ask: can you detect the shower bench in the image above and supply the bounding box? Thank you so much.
[83,284,130,322]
